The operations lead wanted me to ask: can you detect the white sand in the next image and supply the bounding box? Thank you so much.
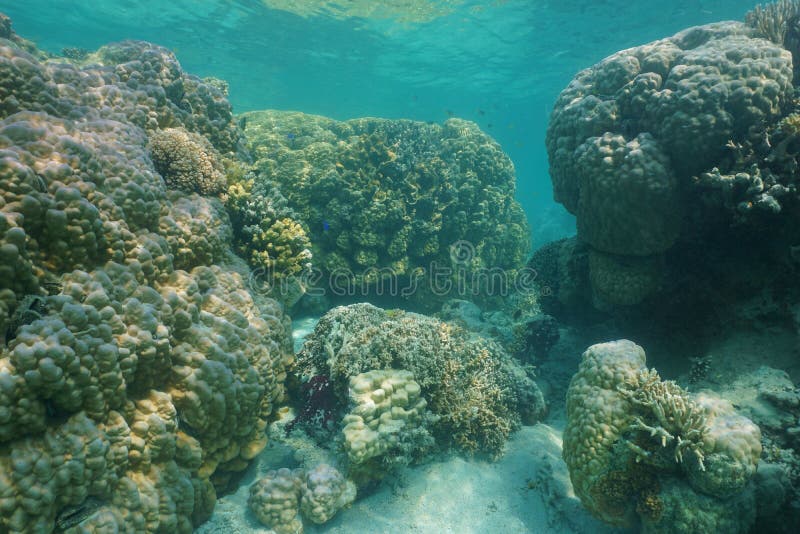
[198,423,621,534]
[197,316,625,534]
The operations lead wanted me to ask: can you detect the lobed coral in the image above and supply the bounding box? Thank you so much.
[546,21,794,306]
[241,110,529,308]
[0,16,292,533]
[563,340,761,533]
[341,369,432,465]
[0,34,243,156]
[247,467,305,534]
[247,464,355,533]
[224,176,312,306]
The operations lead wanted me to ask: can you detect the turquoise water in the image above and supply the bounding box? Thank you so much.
[3,2,799,533]
[0,0,760,246]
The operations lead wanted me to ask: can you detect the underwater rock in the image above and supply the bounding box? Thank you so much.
[563,340,762,533]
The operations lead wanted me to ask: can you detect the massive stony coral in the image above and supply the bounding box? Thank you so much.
[545,22,793,305]
[242,110,529,307]
[563,340,761,533]
[548,22,792,244]
[0,17,291,533]
[0,34,243,156]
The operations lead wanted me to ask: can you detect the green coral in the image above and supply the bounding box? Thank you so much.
[241,110,529,308]
[224,176,312,305]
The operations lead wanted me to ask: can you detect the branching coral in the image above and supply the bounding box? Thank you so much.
[746,0,800,67]
[619,369,710,470]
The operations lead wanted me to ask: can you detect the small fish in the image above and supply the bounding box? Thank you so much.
[445,109,455,117]
[477,109,485,116]
[487,123,493,128]
[287,133,296,140]
[322,221,330,231]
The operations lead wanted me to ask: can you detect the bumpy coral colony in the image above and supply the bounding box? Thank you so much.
[0,15,294,532]
[545,19,798,308]
[563,340,761,533]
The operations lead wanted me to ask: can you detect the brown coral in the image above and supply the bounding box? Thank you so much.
[149,128,226,196]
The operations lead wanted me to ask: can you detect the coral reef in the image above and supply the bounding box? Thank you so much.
[563,340,762,533]
[295,303,545,463]
[0,16,292,532]
[241,110,529,309]
[545,21,794,306]
[247,464,355,533]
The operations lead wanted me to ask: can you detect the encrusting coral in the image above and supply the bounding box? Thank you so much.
[563,340,761,533]
[0,14,293,532]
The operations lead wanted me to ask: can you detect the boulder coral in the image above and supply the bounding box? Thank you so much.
[545,21,794,306]
[0,15,292,533]
[341,369,434,466]
[241,110,529,308]
[563,340,761,533]
[247,464,355,533]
